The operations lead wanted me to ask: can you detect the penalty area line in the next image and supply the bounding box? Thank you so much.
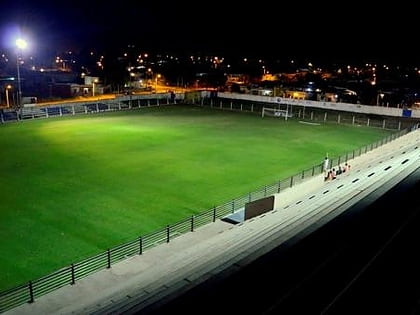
[299,120,321,125]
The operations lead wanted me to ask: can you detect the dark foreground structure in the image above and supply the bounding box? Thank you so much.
[141,168,420,315]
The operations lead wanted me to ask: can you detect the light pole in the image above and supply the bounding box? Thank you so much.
[15,38,27,117]
[129,72,135,108]
[92,78,98,97]
[376,91,385,106]
[155,74,161,93]
[129,71,135,92]
[5,85,12,108]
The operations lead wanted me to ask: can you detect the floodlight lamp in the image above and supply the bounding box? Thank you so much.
[16,38,27,50]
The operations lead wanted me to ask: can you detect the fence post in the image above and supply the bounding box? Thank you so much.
[139,236,143,255]
[191,215,194,232]
[213,206,216,222]
[312,166,315,176]
[107,249,111,268]
[166,225,170,243]
[301,170,304,179]
[28,281,34,303]
[71,264,75,285]
[290,176,293,187]
[278,180,281,193]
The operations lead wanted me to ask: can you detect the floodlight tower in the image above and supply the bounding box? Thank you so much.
[15,38,27,118]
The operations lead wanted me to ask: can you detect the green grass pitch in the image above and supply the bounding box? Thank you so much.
[0,105,393,290]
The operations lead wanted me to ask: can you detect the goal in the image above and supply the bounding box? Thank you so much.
[261,107,292,120]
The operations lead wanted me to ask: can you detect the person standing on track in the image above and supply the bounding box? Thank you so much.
[323,155,329,175]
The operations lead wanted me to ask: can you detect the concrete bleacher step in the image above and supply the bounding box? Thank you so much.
[21,108,46,119]
[348,130,419,171]
[83,206,294,313]
[92,182,372,313]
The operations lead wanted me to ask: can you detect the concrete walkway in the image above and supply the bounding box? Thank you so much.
[5,129,420,315]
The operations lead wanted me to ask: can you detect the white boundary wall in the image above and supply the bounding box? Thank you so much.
[204,91,420,119]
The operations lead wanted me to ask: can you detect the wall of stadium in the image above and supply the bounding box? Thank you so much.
[199,91,420,119]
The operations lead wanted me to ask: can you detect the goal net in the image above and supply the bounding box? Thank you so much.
[262,107,292,120]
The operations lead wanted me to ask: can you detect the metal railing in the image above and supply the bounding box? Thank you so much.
[197,97,419,131]
[0,93,181,124]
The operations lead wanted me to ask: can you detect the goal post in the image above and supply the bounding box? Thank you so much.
[262,106,291,120]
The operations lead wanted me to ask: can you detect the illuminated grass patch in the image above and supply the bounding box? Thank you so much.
[0,105,392,290]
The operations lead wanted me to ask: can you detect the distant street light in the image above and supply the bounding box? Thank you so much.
[130,71,135,91]
[129,72,135,108]
[92,78,99,97]
[376,91,385,106]
[5,85,12,108]
[15,38,27,118]
[155,74,161,93]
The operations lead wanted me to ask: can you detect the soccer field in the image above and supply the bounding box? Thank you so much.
[0,105,393,290]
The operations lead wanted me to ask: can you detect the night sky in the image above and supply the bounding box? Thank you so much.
[0,1,418,63]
